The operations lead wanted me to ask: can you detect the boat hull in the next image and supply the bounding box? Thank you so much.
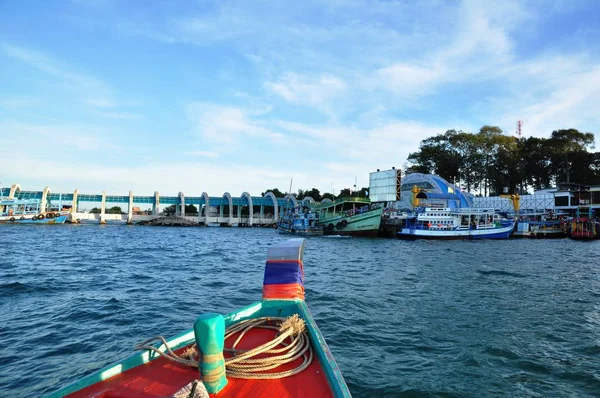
[398,223,514,240]
[49,299,349,398]
[513,220,566,238]
[320,207,382,237]
[569,235,598,240]
[276,225,324,236]
[48,239,350,398]
[0,214,69,224]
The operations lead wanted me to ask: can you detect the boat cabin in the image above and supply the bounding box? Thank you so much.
[0,198,42,217]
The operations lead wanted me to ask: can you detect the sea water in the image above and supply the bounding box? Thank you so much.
[1,225,599,397]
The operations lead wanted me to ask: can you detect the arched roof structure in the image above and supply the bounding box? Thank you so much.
[283,194,298,210]
[400,173,473,208]
[9,183,21,199]
[264,192,278,218]
[223,192,233,222]
[301,196,315,206]
[41,186,51,213]
[241,192,253,226]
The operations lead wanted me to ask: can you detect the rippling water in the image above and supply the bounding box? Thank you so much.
[1,225,600,397]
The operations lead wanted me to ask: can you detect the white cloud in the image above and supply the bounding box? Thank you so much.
[0,153,312,196]
[92,110,144,120]
[186,103,284,145]
[0,121,119,151]
[1,43,117,110]
[497,64,600,138]
[373,63,445,97]
[265,73,347,111]
[186,150,219,158]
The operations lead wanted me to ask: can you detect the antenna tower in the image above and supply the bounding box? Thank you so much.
[516,120,523,139]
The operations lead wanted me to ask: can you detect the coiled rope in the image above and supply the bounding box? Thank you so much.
[135,314,313,380]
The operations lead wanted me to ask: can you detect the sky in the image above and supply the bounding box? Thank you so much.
[1,0,599,197]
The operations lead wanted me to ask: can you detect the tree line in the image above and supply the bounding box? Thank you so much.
[260,187,369,202]
[405,127,599,195]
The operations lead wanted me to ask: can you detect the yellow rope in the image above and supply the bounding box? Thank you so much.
[136,314,313,380]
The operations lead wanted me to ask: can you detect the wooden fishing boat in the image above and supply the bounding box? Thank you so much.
[513,213,566,238]
[568,206,598,240]
[312,197,382,237]
[48,239,350,398]
[276,208,324,236]
[0,197,69,224]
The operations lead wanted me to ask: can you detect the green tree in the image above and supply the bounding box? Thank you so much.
[303,188,322,202]
[547,129,595,184]
[406,125,600,194]
[321,193,335,201]
[89,207,101,214]
[107,206,123,214]
[522,137,552,190]
[449,131,484,192]
[337,188,352,198]
[184,204,199,215]
[261,188,286,198]
[162,204,198,215]
[407,130,463,179]
[476,126,505,196]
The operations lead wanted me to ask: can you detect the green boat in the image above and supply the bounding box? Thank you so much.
[311,197,383,237]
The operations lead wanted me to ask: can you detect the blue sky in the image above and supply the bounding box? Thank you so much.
[1,0,599,197]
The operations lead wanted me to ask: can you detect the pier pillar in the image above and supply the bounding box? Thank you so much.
[260,205,264,224]
[222,192,233,226]
[153,191,160,216]
[41,187,50,214]
[100,190,106,224]
[241,192,253,227]
[202,192,210,225]
[72,189,79,213]
[264,192,278,225]
[127,191,133,224]
[178,192,185,217]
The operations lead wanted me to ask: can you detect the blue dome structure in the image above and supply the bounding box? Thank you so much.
[399,173,473,209]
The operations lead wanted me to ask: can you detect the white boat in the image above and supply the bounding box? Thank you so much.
[398,207,515,239]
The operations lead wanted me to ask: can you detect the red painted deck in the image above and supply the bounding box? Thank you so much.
[67,328,333,398]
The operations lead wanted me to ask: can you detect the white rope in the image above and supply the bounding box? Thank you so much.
[136,314,313,380]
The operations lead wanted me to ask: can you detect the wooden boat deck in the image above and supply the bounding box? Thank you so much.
[66,327,333,398]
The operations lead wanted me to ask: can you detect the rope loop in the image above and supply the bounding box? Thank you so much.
[136,314,313,380]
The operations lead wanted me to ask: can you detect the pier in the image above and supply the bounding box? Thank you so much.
[0,184,302,226]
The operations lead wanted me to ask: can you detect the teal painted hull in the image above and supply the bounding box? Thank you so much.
[0,214,69,224]
[319,207,383,237]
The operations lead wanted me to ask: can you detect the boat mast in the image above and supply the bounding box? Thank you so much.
[284,178,293,214]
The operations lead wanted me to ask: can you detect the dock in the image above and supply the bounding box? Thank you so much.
[0,183,302,226]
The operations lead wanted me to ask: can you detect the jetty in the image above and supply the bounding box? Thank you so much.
[0,183,305,226]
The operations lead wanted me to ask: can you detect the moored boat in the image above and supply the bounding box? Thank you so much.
[568,206,598,240]
[276,207,324,236]
[513,213,566,238]
[312,197,382,237]
[0,198,69,224]
[48,238,350,398]
[398,207,514,239]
